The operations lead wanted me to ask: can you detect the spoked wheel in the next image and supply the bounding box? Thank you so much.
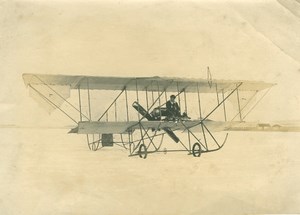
[192,142,202,157]
[138,144,147,159]
[87,134,100,151]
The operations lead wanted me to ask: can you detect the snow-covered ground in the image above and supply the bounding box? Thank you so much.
[0,128,299,214]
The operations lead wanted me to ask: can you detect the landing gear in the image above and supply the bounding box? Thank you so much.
[192,142,202,157]
[86,134,100,151]
[138,144,147,159]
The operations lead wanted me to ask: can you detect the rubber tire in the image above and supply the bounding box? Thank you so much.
[192,143,201,157]
[138,144,147,159]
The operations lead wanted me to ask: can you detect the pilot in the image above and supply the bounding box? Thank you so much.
[166,95,181,120]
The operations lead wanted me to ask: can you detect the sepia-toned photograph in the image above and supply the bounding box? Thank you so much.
[0,0,300,214]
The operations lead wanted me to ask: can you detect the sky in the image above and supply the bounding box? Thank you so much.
[0,0,299,126]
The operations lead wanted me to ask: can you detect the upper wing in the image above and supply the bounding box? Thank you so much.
[23,73,275,93]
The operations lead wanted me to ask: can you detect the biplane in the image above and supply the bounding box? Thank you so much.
[22,72,299,159]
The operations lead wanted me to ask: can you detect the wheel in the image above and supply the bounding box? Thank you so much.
[138,144,147,159]
[192,142,201,157]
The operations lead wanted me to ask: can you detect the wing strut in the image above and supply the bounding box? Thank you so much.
[236,85,242,121]
[33,74,90,121]
[201,82,243,123]
[241,87,272,120]
[29,84,78,124]
[178,82,243,153]
[97,88,125,121]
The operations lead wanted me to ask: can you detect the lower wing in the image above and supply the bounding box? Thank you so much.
[69,120,300,134]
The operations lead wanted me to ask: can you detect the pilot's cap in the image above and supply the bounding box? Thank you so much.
[170,95,176,99]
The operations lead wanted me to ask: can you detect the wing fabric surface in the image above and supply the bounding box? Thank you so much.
[75,120,203,134]
[73,120,237,134]
[76,121,138,134]
[72,120,300,134]
[23,73,275,93]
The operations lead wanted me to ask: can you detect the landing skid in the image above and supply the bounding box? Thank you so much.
[126,120,229,159]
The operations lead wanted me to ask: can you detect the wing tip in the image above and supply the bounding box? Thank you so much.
[22,73,31,87]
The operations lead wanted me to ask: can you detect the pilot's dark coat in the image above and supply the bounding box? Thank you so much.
[166,100,180,117]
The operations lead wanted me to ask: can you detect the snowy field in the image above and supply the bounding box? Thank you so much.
[0,128,299,214]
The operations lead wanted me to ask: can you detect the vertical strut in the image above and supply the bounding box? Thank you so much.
[236,85,242,121]
[164,91,168,104]
[187,130,191,151]
[176,82,181,110]
[183,89,188,113]
[157,81,162,120]
[125,88,129,122]
[183,90,191,150]
[201,122,208,149]
[151,81,154,104]
[197,83,208,149]
[145,87,149,111]
[135,79,140,121]
[78,86,82,122]
[215,84,219,105]
[87,78,92,121]
[222,89,227,121]
[197,83,202,119]
[139,123,145,149]
[207,66,212,88]
[114,102,117,122]
[129,132,133,155]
